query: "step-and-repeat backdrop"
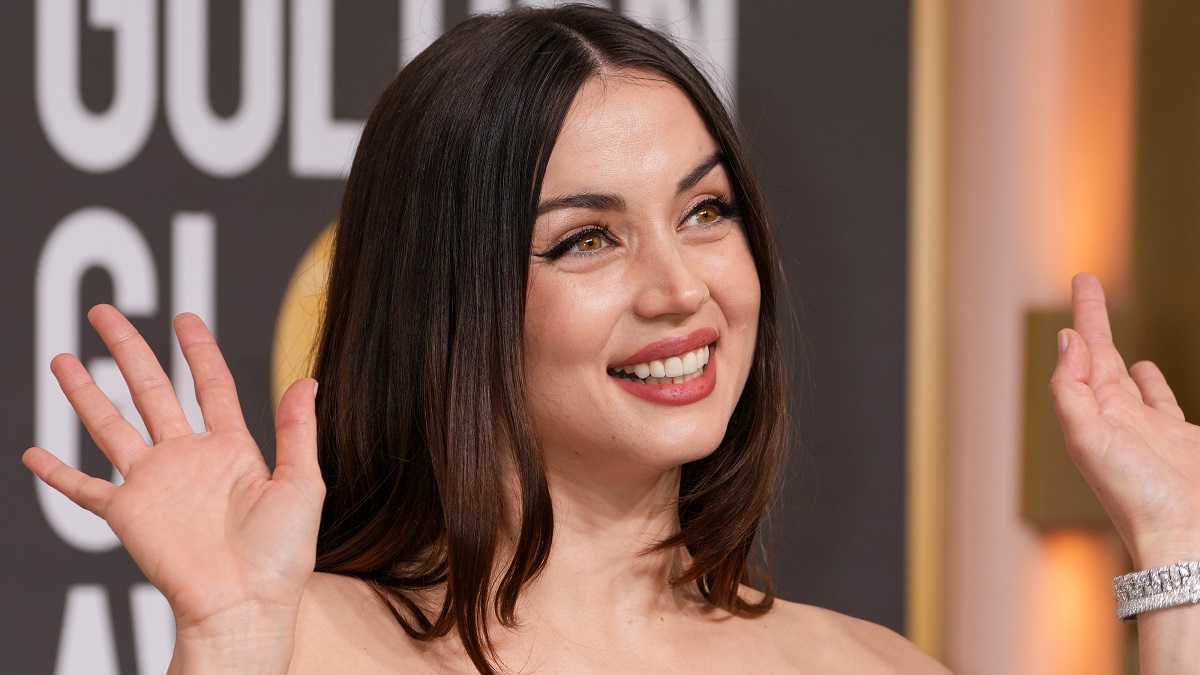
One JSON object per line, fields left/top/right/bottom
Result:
{"left": 0, "top": 1, "right": 910, "bottom": 671}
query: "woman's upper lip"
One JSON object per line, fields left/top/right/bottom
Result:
{"left": 609, "top": 327, "right": 719, "bottom": 368}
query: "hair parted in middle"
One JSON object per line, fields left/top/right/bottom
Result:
{"left": 310, "top": 4, "right": 787, "bottom": 673}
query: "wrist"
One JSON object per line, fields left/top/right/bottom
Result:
{"left": 1114, "top": 560, "right": 1200, "bottom": 621}
{"left": 1130, "top": 535, "right": 1200, "bottom": 570}
{"left": 169, "top": 604, "right": 299, "bottom": 675}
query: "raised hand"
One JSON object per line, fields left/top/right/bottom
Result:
{"left": 1051, "top": 273, "right": 1200, "bottom": 569}
{"left": 22, "top": 305, "right": 323, "bottom": 670}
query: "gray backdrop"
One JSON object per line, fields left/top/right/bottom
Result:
{"left": 1, "top": 1, "right": 909, "bottom": 671}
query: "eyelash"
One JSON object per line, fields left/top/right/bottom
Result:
{"left": 686, "top": 196, "right": 741, "bottom": 227}
{"left": 535, "top": 225, "right": 615, "bottom": 260}
{"left": 534, "top": 196, "right": 742, "bottom": 261}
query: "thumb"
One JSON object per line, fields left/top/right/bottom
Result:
{"left": 274, "top": 378, "right": 323, "bottom": 490}
{"left": 1049, "top": 328, "right": 1110, "bottom": 466}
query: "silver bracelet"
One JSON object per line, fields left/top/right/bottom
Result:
{"left": 1114, "top": 560, "right": 1200, "bottom": 621}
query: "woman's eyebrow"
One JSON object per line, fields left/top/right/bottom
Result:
{"left": 535, "top": 152, "right": 725, "bottom": 216}
{"left": 676, "top": 152, "right": 724, "bottom": 194}
{"left": 536, "top": 192, "right": 626, "bottom": 216}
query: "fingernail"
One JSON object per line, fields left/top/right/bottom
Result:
{"left": 313, "top": 381, "right": 320, "bottom": 399}
{"left": 1058, "top": 330, "right": 1069, "bottom": 356}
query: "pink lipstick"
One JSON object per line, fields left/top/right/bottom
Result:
{"left": 609, "top": 328, "right": 718, "bottom": 369}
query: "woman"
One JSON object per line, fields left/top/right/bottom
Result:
{"left": 21, "top": 5, "right": 1200, "bottom": 673}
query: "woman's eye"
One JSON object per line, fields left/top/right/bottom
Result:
{"left": 693, "top": 205, "right": 720, "bottom": 225}
{"left": 534, "top": 225, "right": 614, "bottom": 260}
{"left": 685, "top": 198, "right": 739, "bottom": 228}
{"left": 575, "top": 233, "right": 604, "bottom": 252}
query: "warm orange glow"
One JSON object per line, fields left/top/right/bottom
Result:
{"left": 1058, "top": 0, "right": 1135, "bottom": 294}
{"left": 1036, "top": 3, "right": 1135, "bottom": 673}
{"left": 1038, "top": 530, "right": 1125, "bottom": 675}
{"left": 938, "top": 0, "right": 1138, "bottom": 671}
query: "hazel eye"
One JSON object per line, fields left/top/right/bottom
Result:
{"left": 575, "top": 233, "right": 604, "bottom": 252}
{"left": 534, "top": 225, "right": 614, "bottom": 260}
{"left": 693, "top": 205, "right": 720, "bottom": 225}
{"left": 682, "top": 197, "right": 741, "bottom": 230}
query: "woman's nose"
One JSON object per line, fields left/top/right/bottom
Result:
{"left": 630, "top": 239, "right": 709, "bottom": 319}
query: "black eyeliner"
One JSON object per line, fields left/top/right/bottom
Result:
{"left": 535, "top": 225, "right": 613, "bottom": 260}
{"left": 687, "top": 196, "right": 742, "bottom": 224}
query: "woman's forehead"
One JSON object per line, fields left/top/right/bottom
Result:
{"left": 541, "top": 71, "right": 721, "bottom": 197}
{"left": 558, "top": 70, "right": 696, "bottom": 139}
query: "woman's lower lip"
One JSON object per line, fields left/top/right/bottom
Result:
{"left": 608, "top": 351, "right": 717, "bottom": 404}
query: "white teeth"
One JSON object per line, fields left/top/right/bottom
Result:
{"left": 611, "top": 344, "right": 713, "bottom": 384}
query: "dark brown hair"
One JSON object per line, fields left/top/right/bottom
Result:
{"left": 311, "top": 5, "right": 787, "bottom": 673}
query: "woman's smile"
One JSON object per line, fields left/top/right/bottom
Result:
{"left": 608, "top": 349, "right": 717, "bottom": 404}
{"left": 608, "top": 343, "right": 711, "bottom": 384}
{"left": 605, "top": 329, "right": 718, "bottom": 404}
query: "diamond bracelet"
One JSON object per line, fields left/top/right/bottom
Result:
{"left": 1114, "top": 560, "right": 1200, "bottom": 621}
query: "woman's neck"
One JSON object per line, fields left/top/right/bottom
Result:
{"left": 508, "top": 464, "right": 709, "bottom": 631}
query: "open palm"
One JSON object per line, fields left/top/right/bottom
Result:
{"left": 22, "top": 305, "right": 324, "bottom": 639}
{"left": 1052, "top": 274, "right": 1200, "bottom": 567}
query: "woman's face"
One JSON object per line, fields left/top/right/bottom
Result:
{"left": 523, "top": 71, "right": 761, "bottom": 484}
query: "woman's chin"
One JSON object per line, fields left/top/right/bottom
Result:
{"left": 618, "top": 426, "right": 730, "bottom": 471}
{"left": 540, "top": 427, "right": 729, "bottom": 483}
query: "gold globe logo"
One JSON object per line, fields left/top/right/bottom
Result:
{"left": 270, "top": 224, "right": 334, "bottom": 409}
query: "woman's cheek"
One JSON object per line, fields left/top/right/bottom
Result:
{"left": 701, "top": 238, "right": 760, "bottom": 321}
{"left": 523, "top": 268, "right": 621, "bottom": 387}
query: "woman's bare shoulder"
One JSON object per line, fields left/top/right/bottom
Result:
{"left": 291, "top": 572, "right": 460, "bottom": 674}
{"left": 761, "top": 598, "right": 952, "bottom": 674}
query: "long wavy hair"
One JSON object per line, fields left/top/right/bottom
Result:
{"left": 310, "top": 5, "right": 787, "bottom": 673}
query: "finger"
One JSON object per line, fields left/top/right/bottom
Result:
{"left": 22, "top": 447, "right": 116, "bottom": 517}
{"left": 1130, "top": 360, "right": 1186, "bottom": 421}
{"left": 1050, "top": 329, "right": 1113, "bottom": 467}
{"left": 51, "top": 354, "right": 149, "bottom": 474}
{"left": 173, "top": 313, "right": 247, "bottom": 432}
{"left": 88, "top": 305, "right": 192, "bottom": 442}
{"left": 1071, "top": 273, "right": 1141, "bottom": 399}
{"left": 273, "top": 378, "right": 324, "bottom": 495}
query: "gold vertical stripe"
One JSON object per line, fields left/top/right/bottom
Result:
{"left": 906, "top": 0, "right": 949, "bottom": 658}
